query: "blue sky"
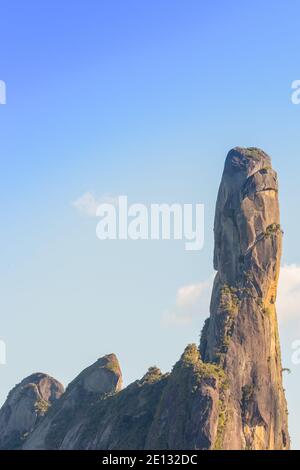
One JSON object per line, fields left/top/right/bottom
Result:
{"left": 1, "top": 0, "right": 300, "bottom": 448}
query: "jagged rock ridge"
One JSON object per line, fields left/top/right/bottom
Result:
{"left": 0, "top": 147, "right": 289, "bottom": 450}
{"left": 23, "top": 348, "right": 225, "bottom": 449}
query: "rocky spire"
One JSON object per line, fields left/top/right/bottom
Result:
{"left": 200, "top": 147, "right": 289, "bottom": 449}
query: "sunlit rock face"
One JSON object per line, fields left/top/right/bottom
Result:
{"left": 201, "top": 147, "right": 289, "bottom": 449}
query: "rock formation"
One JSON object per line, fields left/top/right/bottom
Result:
{"left": 199, "top": 147, "right": 289, "bottom": 449}
{"left": 0, "top": 373, "right": 64, "bottom": 449}
{"left": 24, "top": 349, "right": 223, "bottom": 450}
{"left": 23, "top": 354, "right": 122, "bottom": 449}
{"left": 0, "top": 147, "right": 290, "bottom": 450}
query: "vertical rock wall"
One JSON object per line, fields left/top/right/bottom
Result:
{"left": 200, "top": 147, "right": 289, "bottom": 449}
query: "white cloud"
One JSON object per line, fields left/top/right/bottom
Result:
{"left": 72, "top": 192, "right": 98, "bottom": 217}
{"left": 72, "top": 192, "right": 118, "bottom": 217}
{"left": 162, "top": 264, "right": 300, "bottom": 328}
{"left": 277, "top": 264, "right": 300, "bottom": 323}
{"left": 161, "top": 275, "right": 214, "bottom": 327}
{"left": 176, "top": 280, "right": 211, "bottom": 308}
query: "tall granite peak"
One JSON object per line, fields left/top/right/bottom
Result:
{"left": 0, "top": 147, "right": 289, "bottom": 450}
{"left": 0, "top": 373, "right": 64, "bottom": 449}
{"left": 201, "top": 146, "right": 289, "bottom": 449}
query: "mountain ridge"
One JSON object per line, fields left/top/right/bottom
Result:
{"left": 0, "top": 147, "right": 289, "bottom": 450}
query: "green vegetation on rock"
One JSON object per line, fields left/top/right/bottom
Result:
{"left": 220, "top": 285, "right": 240, "bottom": 315}
{"left": 265, "top": 223, "right": 283, "bottom": 238}
{"left": 213, "top": 397, "right": 227, "bottom": 450}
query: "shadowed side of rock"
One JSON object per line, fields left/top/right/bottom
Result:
{"left": 23, "top": 353, "right": 123, "bottom": 449}
{"left": 24, "top": 347, "right": 226, "bottom": 450}
{"left": 145, "top": 345, "right": 226, "bottom": 450}
{"left": 0, "top": 373, "right": 64, "bottom": 449}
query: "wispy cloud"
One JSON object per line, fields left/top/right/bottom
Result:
{"left": 161, "top": 276, "right": 214, "bottom": 327}
{"left": 176, "top": 281, "right": 211, "bottom": 308}
{"left": 162, "top": 264, "right": 300, "bottom": 328}
{"left": 277, "top": 264, "right": 300, "bottom": 323}
{"left": 72, "top": 192, "right": 118, "bottom": 217}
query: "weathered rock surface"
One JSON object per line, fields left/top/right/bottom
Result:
{"left": 23, "top": 354, "right": 122, "bottom": 449}
{"left": 145, "top": 345, "right": 226, "bottom": 450}
{"left": 200, "top": 147, "right": 289, "bottom": 449}
{"left": 24, "top": 347, "right": 223, "bottom": 450}
{"left": 0, "top": 147, "right": 289, "bottom": 450}
{"left": 0, "top": 373, "right": 64, "bottom": 449}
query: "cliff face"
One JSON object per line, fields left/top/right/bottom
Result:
{"left": 145, "top": 345, "right": 227, "bottom": 450}
{"left": 0, "top": 147, "right": 289, "bottom": 450}
{"left": 0, "top": 373, "right": 64, "bottom": 449}
{"left": 200, "top": 147, "right": 289, "bottom": 449}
